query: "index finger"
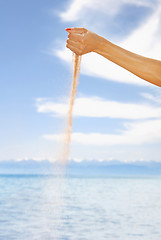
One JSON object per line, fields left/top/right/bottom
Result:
{"left": 66, "top": 27, "right": 87, "bottom": 34}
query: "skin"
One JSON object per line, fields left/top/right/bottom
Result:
{"left": 66, "top": 27, "right": 161, "bottom": 87}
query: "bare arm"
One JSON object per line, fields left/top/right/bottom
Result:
{"left": 66, "top": 27, "right": 161, "bottom": 87}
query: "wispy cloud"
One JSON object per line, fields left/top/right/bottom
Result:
{"left": 141, "top": 92, "right": 161, "bottom": 104}
{"left": 59, "top": 0, "right": 157, "bottom": 23}
{"left": 36, "top": 96, "right": 161, "bottom": 119}
{"left": 43, "top": 119, "right": 161, "bottom": 146}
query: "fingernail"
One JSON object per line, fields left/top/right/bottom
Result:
{"left": 65, "top": 28, "right": 71, "bottom": 32}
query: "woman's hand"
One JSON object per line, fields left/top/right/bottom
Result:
{"left": 66, "top": 27, "right": 101, "bottom": 56}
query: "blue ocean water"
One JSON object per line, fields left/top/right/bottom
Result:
{"left": 0, "top": 175, "right": 161, "bottom": 240}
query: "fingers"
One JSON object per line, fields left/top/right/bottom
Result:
{"left": 67, "top": 39, "right": 82, "bottom": 49}
{"left": 71, "top": 27, "right": 87, "bottom": 34}
{"left": 68, "top": 33, "right": 84, "bottom": 43}
{"left": 66, "top": 40, "right": 83, "bottom": 55}
{"left": 66, "top": 27, "right": 87, "bottom": 34}
{"left": 65, "top": 27, "right": 88, "bottom": 55}
{"left": 66, "top": 44, "right": 82, "bottom": 56}
{"left": 66, "top": 28, "right": 87, "bottom": 46}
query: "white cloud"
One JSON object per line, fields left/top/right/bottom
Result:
{"left": 36, "top": 98, "right": 68, "bottom": 116}
{"left": 60, "top": 0, "right": 92, "bottom": 22}
{"left": 59, "top": 0, "right": 157, "bottom": 22}
{"left": 141, "top": 92, "right": 161, "bottom": 104}
{"left": 36, "top": 96, "right": 161, "bottom": 119}
{"left": 43, "top": 119, "right": 161, "bottom": 146}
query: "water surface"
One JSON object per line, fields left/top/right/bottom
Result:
{"left": 0, "top": 175, "right": 161, "bottom": 240}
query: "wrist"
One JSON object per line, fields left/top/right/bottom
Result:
{"left": 94, "top": 36, "right": 112, "bottom": 57}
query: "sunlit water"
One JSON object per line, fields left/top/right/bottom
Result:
{"left": 0, "top": 175, "right": 161, "bottom": 240}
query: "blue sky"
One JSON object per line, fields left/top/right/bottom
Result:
{"left": 0, "top": 0, "right": 161, "bottom": 162}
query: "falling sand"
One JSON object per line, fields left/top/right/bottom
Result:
{"left": 43, "top": 54, "right": 81, "bottom": 239}
{"left": 60, "top": 53, "right": 81, "bottom": 165}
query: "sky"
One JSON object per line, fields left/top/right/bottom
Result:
{"left": 0, "top": 0, "right": 161, "bottom": 163}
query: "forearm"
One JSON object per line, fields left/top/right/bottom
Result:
{"left": 94, "top": 37, "right": 161, "bottom": 87}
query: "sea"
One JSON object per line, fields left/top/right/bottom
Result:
{"left": 0, "top": 174, "right": 161, "bottom": 240}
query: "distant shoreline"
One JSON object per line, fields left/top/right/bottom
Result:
{"left": 0, "top": 159, "right": 161, "bottom": 176}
